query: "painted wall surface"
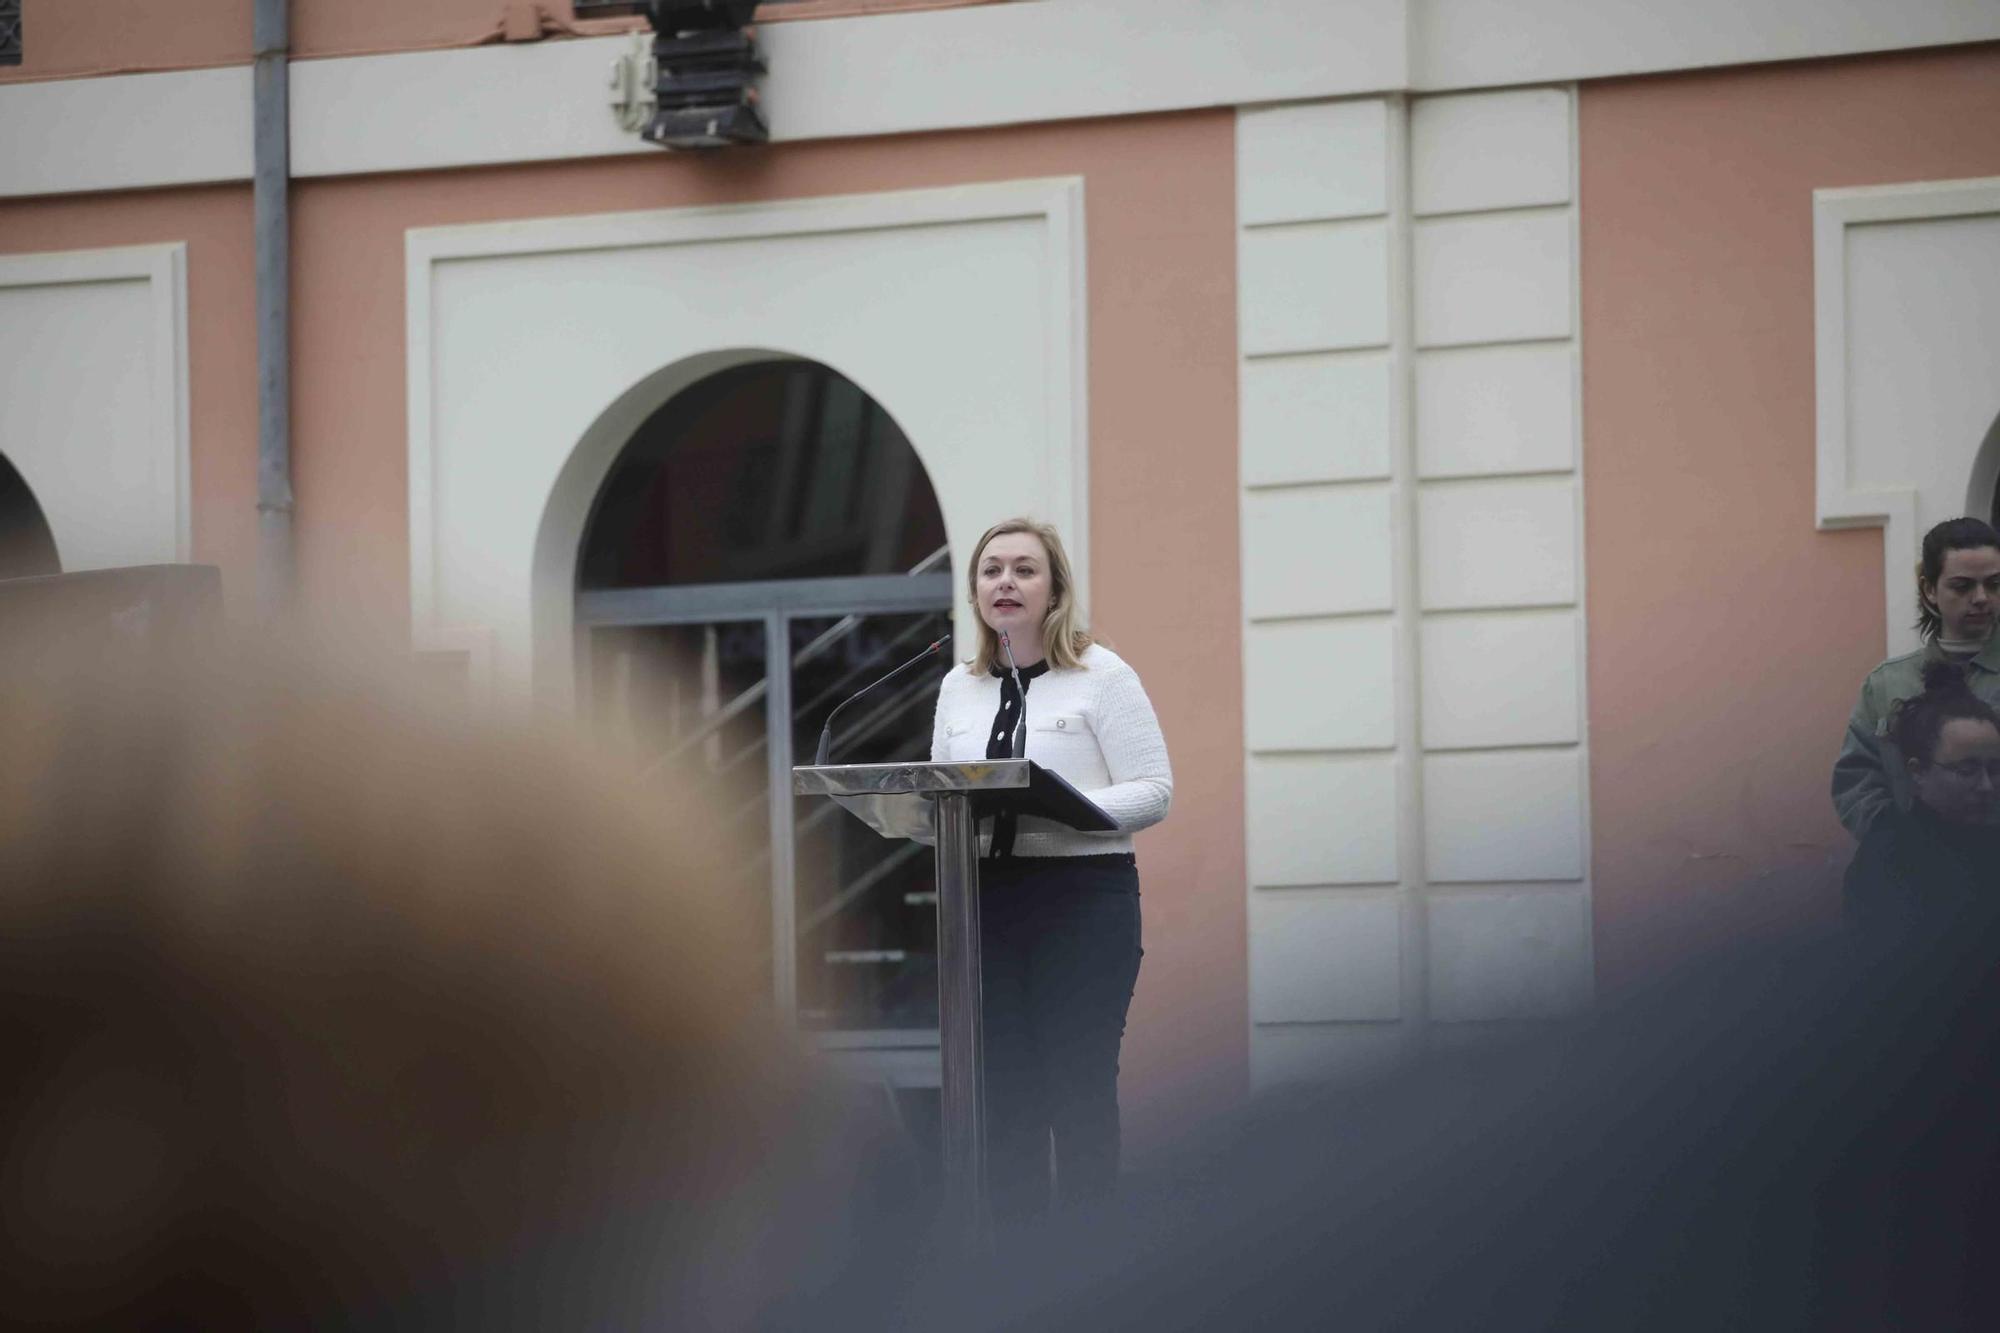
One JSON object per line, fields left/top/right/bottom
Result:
{"left": 0, "top": 0, "right": 250, "bottom": 82}
{"left": 1578, "top": 43, "right": 2000, "bottom": 985}
{"left": 294, "top": 0, "right": 539, "bottom": 59}
{"left": 0, "top": 188, "right": 256, "bottom": 586}
{"left": 0, "top": 0, "right": 602, "bottom": 82}
{"left": 309, "top": 111, "right": 1241, "bottom": 1144}
{"left": 0, "top": 108, "right": 1242, "bottom": 1146}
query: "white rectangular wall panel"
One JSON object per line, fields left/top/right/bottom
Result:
{"left": 0, "top": 246, "right": 190, "bottom": 570}
{"left": 1243, "top": 351, "right": 1394, "bottom": 486}
{"left": 1415, "top": 342, "right": 1576, "bottom": 478}
{"left": 1238, "top": 99, "right": 1390, "bottom": 225}
{"left": 1428, "top": 886, "right": 1591, "bottom": 1020}
{"left": 1251, "top": 889, "right": 1403, "bottom": 1022}
{"left": 1424, "top": 750, "right": 1586, "bottom": 883}
{"left": 1420, "top": 610, "right": 1580, "bottom": 750}
{"left": 1247, "top": 755, "right": 1400, "bottom": 886}
{"left": 1243, "top": 485, "right": 1395, "bottom": 619}
{"left": 1411, "top": 89, "right": 1572, "bottom": 217}
{"left": 1240, "top": 220, "right": 1393, "bottom": 356}
{"left": 407, "top": 180, "right": 1086, "bottom": 698}
{"left": 1418, "top": 476, "right": 1578, "bottom": 609}
{"left": 1413, "top": 209, "right": 1572, "bottom": 348}
{"left": 1246, "top": 618, "right": 1398, "bottom": 752}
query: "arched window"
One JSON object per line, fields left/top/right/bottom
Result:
{"left": 580, "top": 360, "right": 944, "bottom": 588}
{"left": 577, "top": 360, "right": 953, "bottom": 1053}
{"left": 1972, "top": 412, "right": 2000, "bottom": 530}
{"left": 0, "top": 452, "right": 60, "bottom": 579}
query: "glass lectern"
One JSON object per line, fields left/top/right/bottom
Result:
{"left": 791, "top": 757, "right": 1114, "bottom": 1241}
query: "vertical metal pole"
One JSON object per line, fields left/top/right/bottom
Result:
{"left": 1386, "top": 95, "right": 1430, "bottom": 1060}
{"left": 933, "top": 790, "right": 986, "bottom": 1244}
{"left": 253, "top": 0, "right": 293, "bottom": 618}
{"left": 765, "top": 613, "right": 798, "bottom": 1025}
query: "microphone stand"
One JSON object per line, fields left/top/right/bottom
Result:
{"left": 814, "top": 635, "right": 950, "bottom": 766}
{"left": 999, "top": 631, "right": 1028, "bottom": 759}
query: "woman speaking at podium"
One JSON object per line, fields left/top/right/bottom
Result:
{"left": 929, "top": 517, "right": 1173, "bottom": 1228}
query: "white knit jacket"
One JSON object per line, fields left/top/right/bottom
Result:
{"left": 929, "top": 642, "right": 1173, "bottom": 857}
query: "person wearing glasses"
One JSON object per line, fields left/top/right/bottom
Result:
{"left": 1843, "top": 661, "right": 2000, "bottom": 930}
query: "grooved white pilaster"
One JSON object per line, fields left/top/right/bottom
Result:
{"left": 1411, "top": 86, "right": 1591, "bottom": 1031}
{"left": 1239, "top": 87, "right": 1589, "bottom": 1089}
{"left": 1238, "top": 98, "right": 1408, "bottom": 1088}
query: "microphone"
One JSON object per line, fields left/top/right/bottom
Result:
{"left": 999, "top": 631, "right": 1028, "bottom": 760}
{"left": 814, "top": 634, "right": 950, "bottom": 766}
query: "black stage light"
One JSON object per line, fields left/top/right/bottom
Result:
{"left": 0, "top": 0, "right": 22, "bottom": 68}
{"left": 640, "top": 0, "right": 770, "bottom": 149}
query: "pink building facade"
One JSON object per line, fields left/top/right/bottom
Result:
{"left": 4, "top": 1, "right": 1999, "bottom": 1147}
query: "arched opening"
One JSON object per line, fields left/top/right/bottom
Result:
{"left": 1966, "top": 411, "right": 2000, "bottom": 530}
{"left": 1987, "top": 423, "right": 2000, "bottom": 528}
{"left": 574, "top": 358, "right": 953, "bottom": 1063}
{"left": 0, "top": 452, "right": 60, "bottom": 580}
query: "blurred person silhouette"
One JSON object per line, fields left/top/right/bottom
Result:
{"left": 901, "top": 912, "right": 2000, "bottom": 1333}
{"left": 1833, "top": 517, "right": 2000, "bottom": 838}
{"left": 0, "top": 633, "right": 926, "bottom": 1328}
{"left": 1843, "top": 661, "right": 2000, "bottom": 931}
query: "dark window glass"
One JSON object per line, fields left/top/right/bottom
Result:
{"left": 578, "top": 360, "right": 946, "bottom": 589}
{"left": 789, "top": 609, "right": 951, "bottom": 1031}
{"left": 0, "top": 453, "right": 60, "bottom": 578}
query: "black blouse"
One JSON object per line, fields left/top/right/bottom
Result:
{"left": 985, "top": 659, "right": 1050, "bottom": 858}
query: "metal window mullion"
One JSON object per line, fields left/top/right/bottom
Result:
{"left": 577, "top": 572, "right": 952, "bottom": 626}
{"left": 765, "top": 612, "right": 799, "bottom": 1027}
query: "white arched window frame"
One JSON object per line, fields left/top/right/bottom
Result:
{"left": 403, "top": 178, "right": 1086, "bottom": 704}
{"left": 0, "top": 243, "right": 190, "bottom": 572}
{"left": 1815, "top": 175, "right": 2000, "bottom": 656}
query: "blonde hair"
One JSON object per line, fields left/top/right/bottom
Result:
{"left": 966, "top": 517, "right": 1093, "bottom": 674}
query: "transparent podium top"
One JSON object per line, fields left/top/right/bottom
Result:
{"left": 792, "top": 760, "right": 1033, "bottom": 841}
{"left": 792, "top": 758, "right": 1032, "bottom": 799}
{"left": 793, "top": 759, "right": 1116, "bottom": 842}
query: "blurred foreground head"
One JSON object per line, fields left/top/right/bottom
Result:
{"left": 942, "top": 924, "right": 2000, "bottom": 1332}
{"left": 0, "top": 626, "right": 899, "bottom": 1327}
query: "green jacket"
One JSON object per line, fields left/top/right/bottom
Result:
{"left": 1831, "top": 632, "right": 2000, "bottom": 839}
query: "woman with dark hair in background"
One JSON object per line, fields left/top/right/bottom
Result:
{"left": 1843, "top": 661, "right": 2000, "bottom": 930}
{"left": 929, "top": 517, "right": 1171, "bottom": 1231}
{"left": 1833, "top": 516, "right": 2000, "bottom": 838}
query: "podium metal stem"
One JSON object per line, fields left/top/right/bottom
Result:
{"left": 932, "top": 791, "right": 986, "bottom": 1243}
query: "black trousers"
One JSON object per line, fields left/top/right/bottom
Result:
{"left": 976, "top": 853, "right": 1143, "bottom": 1227}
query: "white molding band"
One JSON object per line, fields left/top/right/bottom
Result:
{"left": 0, "top": 243, "right": 191, "bottom": 568}
{"left": 405, "top": 177, "right": 1086, "bottom": 701}
{"left": 0, "top": 67, "right": 251, "bottom": 199}
{"left": 1814, "top": 175, "right": 2000, "bottom": 657}
{"left": 6, "top": 0, "right": 1998, "bottom": 197}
